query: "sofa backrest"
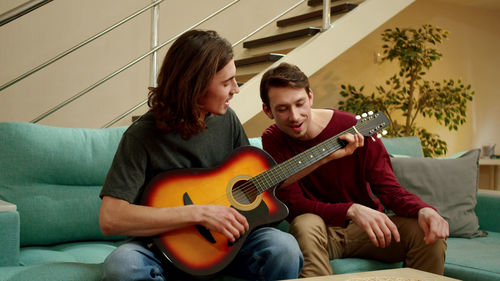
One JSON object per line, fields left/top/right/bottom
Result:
{"left": 248, "top": 136, "right": 424, "bottom": 158}
{"left": 0, "top": 122, "right": 127, "bottom": 246}
{"left": 380, "top": 136, "right": 424, "bottom": 158}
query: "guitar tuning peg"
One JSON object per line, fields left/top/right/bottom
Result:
{"left": 361, "top": 113, "right": 368, "bottom": 118}
{"left": 368, "top": 111, "right": 373, "bottom": 115}
{"left": 382, "top": 130, "right": 387, "bottom": 135}
{"left": 355, "top": 115, "right": 361, "bottom": 120}
{"left": 371, "top": 136, "right": 376, "bottom": 142}
{"left": 377, "top": 133, "right": 382, "bottom": 139}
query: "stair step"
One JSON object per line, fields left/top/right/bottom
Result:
{"left": 243, "top": 27, "right": 321, "bottom": 49}
{"left": 236, "top": 73, "right": 258, "bottom": 83}
{"left": 277, "top": 3, "right": 358, "bottom": 27}
{"left": 307, "top": 0, "right": 342, "bottom": 7}
{"left": 235, "top": 53, "right": 285, "bottom": 67}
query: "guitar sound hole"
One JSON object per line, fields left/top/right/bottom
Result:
{"left": 232, "top": 180, "right": 258, "bottom": 205}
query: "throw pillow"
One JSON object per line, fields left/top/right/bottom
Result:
{"left": 390, "top": 149, "right": 487, "bottom": 238}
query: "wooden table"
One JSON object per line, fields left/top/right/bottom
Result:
{"left": 285, "top": 268, "right": 460, "bottom": 280}
{"left": 479, "top": 158, "right": 500, "bottom": 190}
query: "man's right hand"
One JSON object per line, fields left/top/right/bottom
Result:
{"left": 196, "top": 205, "right": 249, "bottom": 243}
{"left": 99, "top": 196, "right": 248, "bottom": 240}
{"left": 346, "top": 203, "right": 400, "bottom": 248}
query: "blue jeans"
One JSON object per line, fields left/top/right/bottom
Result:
{"left": 102, "top": 227, "right": 303, "bottom": 281}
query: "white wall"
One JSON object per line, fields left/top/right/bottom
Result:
{"left": 312, "top": 0, "right": 500, "bottom": 156}
{"left": 2, "top": 0, "right": 498, "bottom": 159}
{"left": 0, "top": 0, "right": 301, "bottom": 128}
{"left": 245, "top": 0, "right": 500, "bottom": 159}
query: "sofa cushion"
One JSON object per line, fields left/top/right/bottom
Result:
{"left": 19, "top": 241, "right": 121, "bottom": 266}
{"left": 0, "top": 263, "right": 104, "bottom": 281}
{"left": 445, "top": 232, "right": 500, "bottom": 280}
{"left": 0, "top": 211, "right": 20, "bottom": 266}
{"left": 476, "top": 190, "right": 500, "bottom": 233}
{"left": 390, "top": 149, "right": 486, "bottom": 238}
{"left": 0, "top": 122, "right": 127, "bottom": 246}
{"left": 381, "top": 136, "right": 424, "bottom": 158}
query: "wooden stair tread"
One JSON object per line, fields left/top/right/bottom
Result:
{"left": 236, "top": 73, "right": 258, "bottom": 83}
{"left": 235, "top": 53, "right": 285, "bottom": 67}
{"left": 307, "top": 0, "right": 342, "bottom": 7}
{"left": 277, "top": 3, "right": 357, "bottom": 27}
{"left": 243, "top": 27, "right": 321, "bottom": 49}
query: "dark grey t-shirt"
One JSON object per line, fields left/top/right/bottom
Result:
{"left": 100, "top": 108, "right": 249, "bottom": 204}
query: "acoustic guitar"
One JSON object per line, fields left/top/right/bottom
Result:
{"left": 141, "top": 111, "right": 389, "bottom": 276}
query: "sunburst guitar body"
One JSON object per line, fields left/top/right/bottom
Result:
{"left": 141, "top": 146, "right": 287, "bottom": 276}
{"left": 141, "top": 111, "right": 390, "bottom": 276}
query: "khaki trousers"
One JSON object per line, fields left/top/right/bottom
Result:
{"left": 289, "top": 213, "right": 447, "bottom": 278}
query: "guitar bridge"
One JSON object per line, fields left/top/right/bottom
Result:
{"left": 183, "top": 192, "right": 216, "bottom": 244}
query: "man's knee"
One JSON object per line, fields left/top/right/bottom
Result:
{"left": 269, "top": 230, "right": 304, "bottom": 275}
{"left": 289, "top": 213, "right": 327, "bottom": 245}
{"left": 102, "top": 242, "right": 165, "bottom": 281}
{"left": 241, "top": 227, "right": 303, "bottom": 280}
{"left": 428, "top": 238, "right": 447, "bottom": 257}
{"left": 103, "top": 247, "right": 139, "bottom": 281}
{"left": 262, "top": 227, "right": 303, "bottom": 258}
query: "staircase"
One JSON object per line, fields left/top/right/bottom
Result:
{"left": 232, "top": 0, "right": 415, "bottom": 126}
{"left": 0, "top": 0, "right": 414, "bottom": 128}
{"left": 234, "top": 0, "right": 359, "bottom": 86}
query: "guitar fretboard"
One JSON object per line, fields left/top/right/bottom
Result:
{"left": 250, "top": 126, "right": 358, "bottom": 193}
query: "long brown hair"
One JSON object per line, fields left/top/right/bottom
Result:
{"left": 147, "top": 30, "right": 233, "bottom": 139}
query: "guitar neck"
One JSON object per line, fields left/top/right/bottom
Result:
{"left": 251, "top": 126, "right": 359, "bottom": 194}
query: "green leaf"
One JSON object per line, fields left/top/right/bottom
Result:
{"left": 336, "top": 24, "right": 472, "bottom": 157}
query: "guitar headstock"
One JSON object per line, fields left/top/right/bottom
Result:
{"left": 354, "top": 111, "right": 390, "bottom": 140}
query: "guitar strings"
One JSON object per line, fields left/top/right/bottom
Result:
{"left": 230, "top": 141, "right": 347, "bottom": 204}
{"left": 229, "top": 117, "right": 385, "bottom": 203}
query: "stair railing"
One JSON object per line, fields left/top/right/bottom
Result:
{"left": 0, "top": 0, "right": 165, "bottom": 93}
{"left": 322, "top": 0, "right": 331, "bottom": 30}
{"left": 0, "top": 0, "right": 53, "bottom": 27}
{"left": 1, "top": 0, "right": 311, "bottom": 128}
{"left": 26, "top": 0, "right": 239, "bottom": 124}
{"left": 103, "top": 0, "right": 307, "bottom": 128}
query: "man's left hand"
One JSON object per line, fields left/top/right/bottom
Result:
{"left": 417, "top": 207, "right": 449, "bottom": 244}
{"left": 325, "top": 133, "right": 364, "bottom": 162}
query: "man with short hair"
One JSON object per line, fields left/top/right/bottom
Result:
{"left": 259, "top": 62, "right": 449, "bottom": 277}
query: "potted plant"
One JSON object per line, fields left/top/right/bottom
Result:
{"left": 338, "top": 24, "right": 474, "bottom": 157}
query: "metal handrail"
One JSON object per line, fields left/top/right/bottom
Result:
{"left": 0, "top": 0, "right": 165, "bottom": 93}
{"left": 31, "top": 0, "right": 239, "bottom": 124}
{"left": 0, "top": 0, "right": 53, "bottom": 27}
{"left": 102, "top": 0, "right": 306, "bottom": 128}
{"left": 231, "top": 0, "right": 306, "bottom": 46}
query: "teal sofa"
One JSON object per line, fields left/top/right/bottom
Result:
{"left": 0, "top": 122, "right": 126, "bottom": 281}
{"left": 1, "top": 122, "right": 499, "bottom": 281}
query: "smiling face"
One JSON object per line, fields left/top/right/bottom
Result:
{"left": 199, "top": 59, "right": 239, "bottom": 117}
{"left": 263, "top": 86, "right": 314, "bottom": 140}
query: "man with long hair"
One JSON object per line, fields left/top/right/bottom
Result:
{"left": 98, "top": 30, "right": 303, "bottom": 281}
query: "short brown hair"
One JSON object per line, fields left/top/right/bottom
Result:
{"left": 260, "top": 62, "right": 310, "bottom": 107}
{"left": 147, "top": 30, "right": 233, "bottom": 139}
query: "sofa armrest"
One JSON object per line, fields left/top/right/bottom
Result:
{"left": 475, "top": 189, "right": 500, "bottom": 233}
{"left": 0, "top": 200, "right": 20, "bottom": 266}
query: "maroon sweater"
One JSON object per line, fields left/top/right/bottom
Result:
{"left": 262, "top": 109, "right": 433, "bottom": 227}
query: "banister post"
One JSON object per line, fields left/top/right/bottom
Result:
{"left": 150, "top": 0, "right": 160, "bottom": 88}
{"left": 322, "top": 0, "right": 331, "bottom": 31}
